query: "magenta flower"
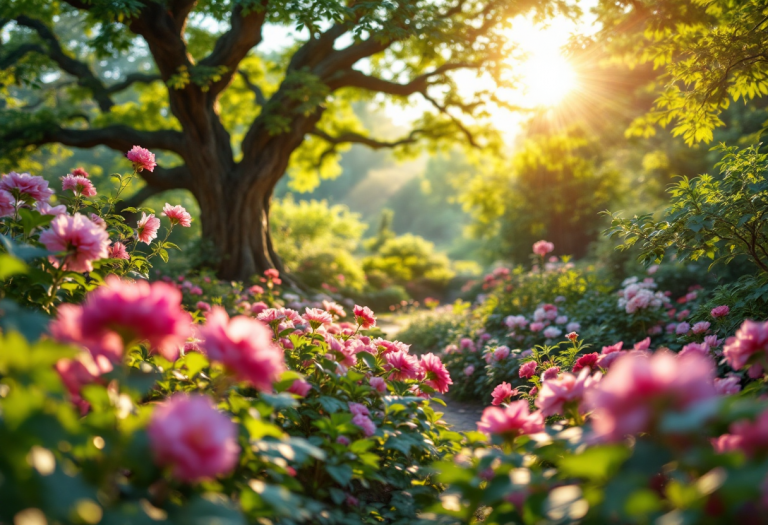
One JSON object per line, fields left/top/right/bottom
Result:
{"left": 477, "top": 401, "right": 544, "bottom": 437}
{"left": 0, "top": 171, "right": 54, "bottom": 203}
{"left": 711, "top": 305, "right": 730, "bottom": 318}
{"left": 34, "top": 201, "right": 67, "bottom": 216}
{"left": 61, "top": 174, "right": 97, "bottom": 197}
{"left": 714, "top": 376, "right": 741, "bottom": 396}
{"left": 49, "top": 304, "right": 124, "bottom": 364}
{"left": 532, "top": 240, "right": 554, "bottom": 257}
{"left": 572, "top": 353, "right": 599, "bottom": 373}
{"left": 287, "top": 378, "right": 312, "bottom": 397}
{"left": 349, "top": 402, "right": 370, "bottom": 417}
{"left": 712, "top": 409, "right": 768, "bottom": 458}
{"left": 147, "top": 394, "right": 240, "bottom": 483}
{"left": 80, "top": 276, "right": 191, "bottom": 360}
{"left": 196, "top": 301, "right": 211, "bottom": 312}
{"left": 529, "top": 322, "right": 545, "bottom": 332}
{"left": 55, "top": 352, "right": 112, "bottom": 415}
{"left": 541, "top": 366, "right": 560, "bottom": 380}
{"left": 420, "top": 353, "right": 453, "bottom": 394}
{"left": 535, "top": 369, "right": 599, "bottom": 418}
{"left": 0, "top": 189, "right": 14, "bottom": 217}
{"left": 71, "top": 167, "right": 89, "bottom": 178}
{"left": 136, "top": 212, "right": 161, "bottom": 244}
{"left": 723, "top": 319, "right": 768, "bottom": 370}
{"left": 369, "top": 376, "right": 387, "bottom": 393}
{"left": 107, "top": 241, "right": 129, "bottom": 260}
{"left": 39, "top": 213, "right": 110, "bottom": 272}
{"left": 200, "top": 307, "right": 285, "bottom": 391}
{"left": 126, "top": 146, "right": 157, "bottom": 172}
{"left": 519, "top": 361, "right": 537, "bottom": 379}
{"left": 491, "top": 382, "right": 517, "bottom": 406}
{"left": 585, "top": 351, "right": 717, "bottom": 442}
{"left": 161, "top": 203, "right": 192, "bottom": 227}
{"left": 353, "top": 304, "right": 376, "bottom": 329}
{"left": 352, "top": 413, "right": 376, "bottom": 437}
{"left": 492, "top": 345, "right": 510, "bottom": 361}
{"left": 384, "top": 350, "right": 422, "bottom": 381}
{"left": 463, "top": 365, "right": 475, "bottom": 376}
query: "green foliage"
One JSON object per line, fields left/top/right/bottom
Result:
{"left": 270, "top": 195, "right": 367, "bottom": 290}
{"left": 605, "top": 143, "right": 768, "bottom": 274}
{"left": 459, "top": 129, "right": 619, "bottom": 263}
{"left": 595, "top": 0, "right": 768, "bottom": 145}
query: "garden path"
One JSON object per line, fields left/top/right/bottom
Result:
{"left": 379, "top": 315, "right": 484, "bottom": 433}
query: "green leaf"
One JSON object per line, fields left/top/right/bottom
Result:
{"left": 0, "top": 254, "right": 27, "bottom": 280}
{"left": 325, "top": 463, "right": 353, "bottom": 486}
{"left": 557, "top": 445, "right": 630, "bottom": 481}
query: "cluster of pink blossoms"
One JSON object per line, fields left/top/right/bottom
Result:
{"left": 723, "top": 319, "right": 768, "bottom": 371}
{"left": 532, "top": 240, "right": 555, "bottom": 257}
{"left": 40, "top": 213, "right": 110, "bottom": 272}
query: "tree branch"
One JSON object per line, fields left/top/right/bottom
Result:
{"left": 328, "top": 62, "right": 481, "bottom": 95}
{"left": 15, "top": 15, "right": 115, "bottom": 112}
{"left": 238, "top": 69, "right": 267, "bottom": 105}
{"left": 201, "top": 2, "right": 268, "bottom": 98}
{"left": 106, "top": 72, "right": 161, "bottom": 94}
{"left": 33, "top": 125, "right": 187, "bottom": 160}
{"left": 421, "top": 93, "right": 479, "bottom": 148}
{"left": 310, "top": 128, "right": 423, "bottom": 150}
{"left": 0, "top": 42, "right": 45, "bottom": 70}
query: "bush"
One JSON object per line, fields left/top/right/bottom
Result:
{"left": 271, "top": 196, "right": 368, "bottom": 291}
{"left": 0, "top": 156, "right": 460, "bottom": 524}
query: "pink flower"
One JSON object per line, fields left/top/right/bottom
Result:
{"left": 585, "top": 351, "right": 717, "bottom": 442}
{"left": 679, "top": 342, "right": 709, "bottom": 358}
{"left": 56, "top": 351, "right": 113, "bottom": 414}
{"left": 349, "top": 402, "right": 370, "bottom": 417}
{"left": 532, "top": 240, "right": 554, "bottom": 256}
{"left": 136, "top": 213, "right": 161, "bottom": 244}
{"left": 529, "top": 322, "right": 545, "bottom": 332}
{"left": 463, "top": 365, "right": 475, "bottom": 376}
{"left": 34, "top": 201, "right": 67, "bottom": 216}
{"left": 459, "top": 337, "right": 475, "bottom": 351}
{"left": 126, "top": 146, "right": 156, "bottom": 172}
{"left": 572, "top": 353, "right": 599, "bottom": 374}
{"left": 491, "top": 382, "right": 517, "bottom": 405}
{"left": 420, "top": 353, "right": 453, "bottom": 394}
{"left": 711, "top": 305, "right": 730, "bottom": 318}
{"left": 519, "top": 361, "right": 537, "bottom": 379}
{"left": 0, "top": 189, "right": 15, "bottom": 217}
{"left": 61, "top": 174, "right": 96, "bottom": 197}
{"left": 477, "top": 401, "right": 544, "bottom": 437}
{"left": 596, "top": 351, "right": 624, "bottom": 369}
{"left": 384, "top": 350, "right": 422, "bottom": 381}
{"left": 80, "top": 276, "right": 191, "bottom": 360}
{"left": 39, "top": 213, "right": 110, "bottom": 272}
{"left": 196, "top": 301, "right": 211, "bottom": 312}
{"left": 71, "top": 167, "right": 89, "bottom": 178}
{"left": 0, "top": 171, "right": 54, "bottom": 203}
{"left": 287, "top": 379, "right": 312, "bottom": 397}
{"left": 89, "top": 213, "right": 106, "bottom": 228}
{"left": 675, "top": 322, "right": 691, "bottom": 335}
{"left": 712, "top": 409, "right": 768, "bottom": 458}
{"left": 723, "top": 320, "right": 768, "bottom": 370}
{"left": 566, "top": 332, "right": 578, "bottom": 341}
{"left": 302, "top": 307, "right": 333, "bottom": 329}
{"left": 250, "top": 301, "right": 268, "bottom": 315}
{"left": 353, "top": 304, "right": 376, "bottom": 329}
{"left": 161, "top": 203, "right": 192, "bottom": 227}
{"left": 692, "top": 321, "right": 711, "bottom": 334}
{"left": 50, "top": 304, "right": 124, "bottom": 363}
{"left": 147, "top": 394, "right": 239, "bottom": 482}
{"left": 536, "top": 369, "right": 599, "bottom": 417}
{"left": 336, "top": 436, "right": 350, "bottom": 446}
{"left": 107, "top": 242, "right": 129, "bottom": 260}
{"left": 566, "top": 322, "right": 581, "bottom": 332}
{"left": 633, "top": 338, "right": 651, "bottom": 351}
{"left": 323, "top": 300, "right": 346, "bottom": 318}
{"left": 543, "top": 326, "right": 562, "bottom": 339}
{"left": 492, "top": 346, "right": 511, "bottom": 361}
{"left": 200, "top": 307, "right": 285, "bottom": 391}
{"left": 541, "top": 366, "right": 560, "bottom": 380}
{"left": 352, "top": 414, "right": 376, "bottom": 437}
{"left": 704, "top": 335, "right": 722, "bottom": 348}
{"left": 714, "top": 376, "right": 741, "bottom": 396}
{"left": 369, "top": 376, "right": 387, "bottom": 393}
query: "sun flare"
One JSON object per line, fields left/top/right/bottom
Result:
{"left": 517, "top": 53, "right": 578, "bottom": 107}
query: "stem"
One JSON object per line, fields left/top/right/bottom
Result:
{"left": 43, "top": 271, "right": 63, "bottom": 313}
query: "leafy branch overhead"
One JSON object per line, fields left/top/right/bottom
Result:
{"left": 0, "top": 0, "right": 567, "bottom": 193}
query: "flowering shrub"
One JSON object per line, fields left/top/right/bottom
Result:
{"left": 430, "top": 322, "right": 768, "bottom": 524}
{"left": 0, "top": 156, "right": 463, "bottom": 524}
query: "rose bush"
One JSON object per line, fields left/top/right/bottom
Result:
{"left": 0, "top": 156, "right": 461, "bottom": 524}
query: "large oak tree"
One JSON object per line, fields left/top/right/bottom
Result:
{"left": 0, "top": 0, "right": 570, "bottom": 280}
